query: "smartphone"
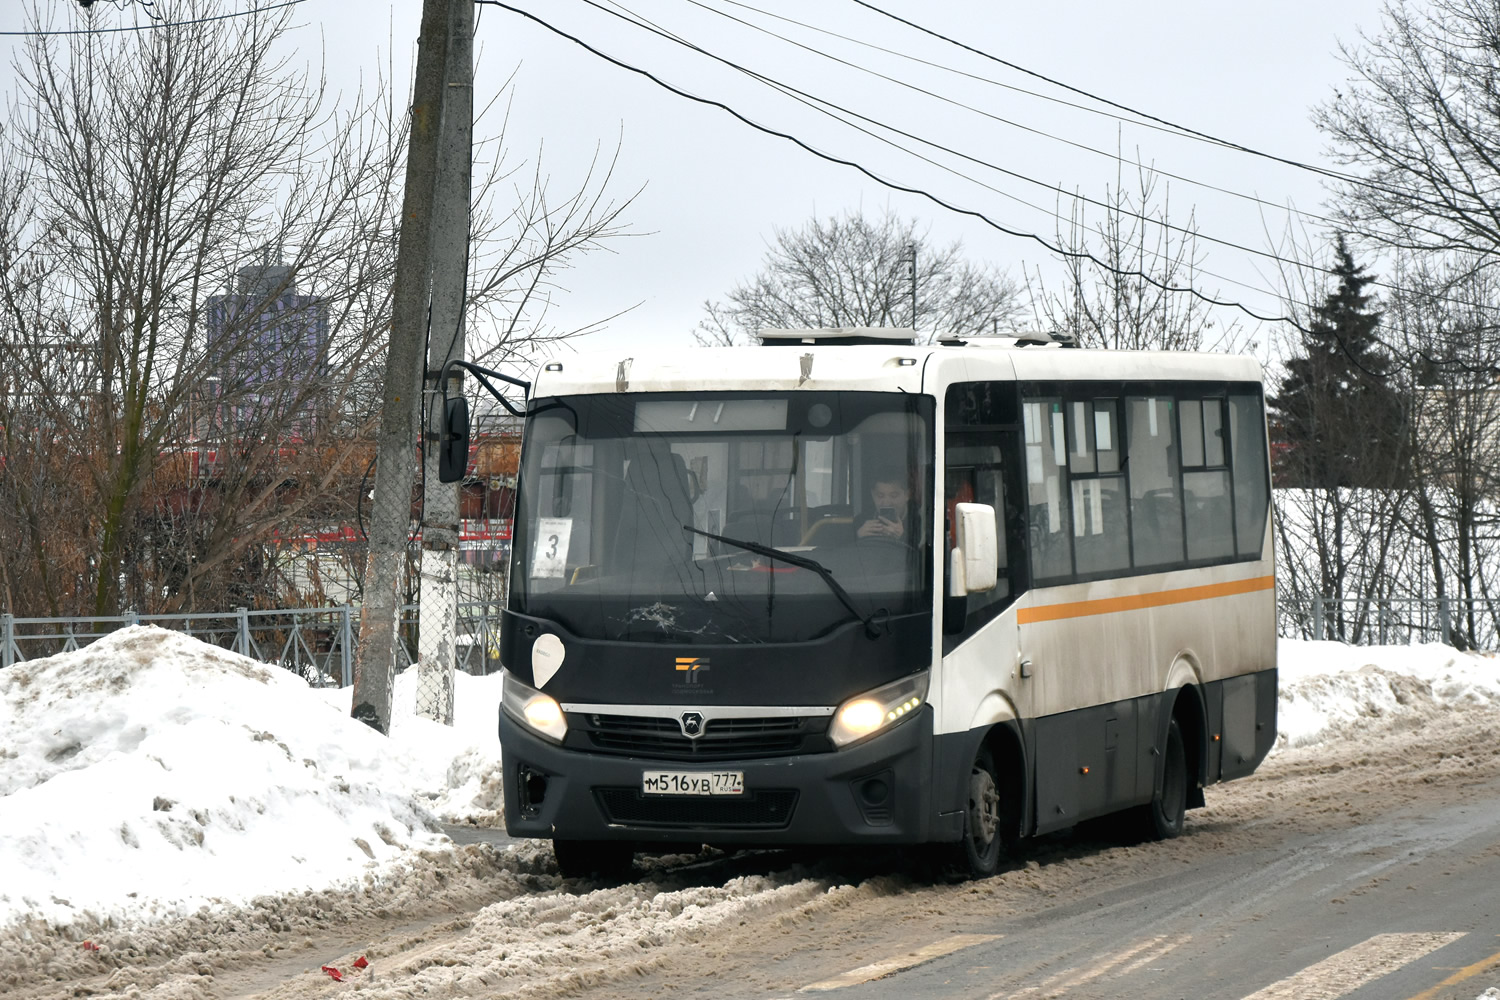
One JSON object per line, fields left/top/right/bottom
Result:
{"left": 876, "top": 506, "right": 897, "bottom": 522}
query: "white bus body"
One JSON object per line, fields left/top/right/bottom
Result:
{"left": 497, "top": 333, "right": 1276, "bottom": 877}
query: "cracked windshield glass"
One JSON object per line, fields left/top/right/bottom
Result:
{"left": 513, "top": 392, "right": 933, "bottom": 643}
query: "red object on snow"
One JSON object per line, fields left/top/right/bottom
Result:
{"left": 352, "top": 956, "right": 369, "bottom": 970}
{"left": 320, "top": 966, "right": 343, "bottom": 981}
{"left": 80, "top": 941, "right": 100, "bottom": 952}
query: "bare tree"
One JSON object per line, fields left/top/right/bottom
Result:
{"left": 694, "top": 209, "right": 1021, "bottom": 346}
{"left": 0, "top": 1, "right": 632, "bottom": 619}
{"left": 1023, "top": 160, "right": 1245, "bottom": 352}
{"left": 1384, "top": 255, "right": 1500, "bottom": 648}
{"left": 1316, "top": 0, "right": 1500, "bottom": 262}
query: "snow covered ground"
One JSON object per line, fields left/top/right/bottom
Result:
{"left": 0, "top": 627, "right": 504, "bottom": 930}
{"left": 2, "top": 625, "right": 1499, "bottom": 997}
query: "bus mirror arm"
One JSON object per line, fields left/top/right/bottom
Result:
{"left": 435, "top": 360, "right": 532, "bottom": 484}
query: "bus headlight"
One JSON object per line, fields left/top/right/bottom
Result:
{"left": 502, "top": 672, "right": 568, "bottom": 744}
{"left": 829, "top": 672, "right": 929, "bottom": 749}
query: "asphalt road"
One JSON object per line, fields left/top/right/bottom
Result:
{"left": 589, "top": 711, "right": 1500, "bottom": 1000}
{"left": 811, "top": 781, "right": 1500, "bottom": 1000}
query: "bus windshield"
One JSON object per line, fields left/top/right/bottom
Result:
{"left": 512, "top": 391, "right": 933, "bottom": 644}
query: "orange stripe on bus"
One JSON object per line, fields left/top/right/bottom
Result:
{"left": 1017, "top": 575, "right": 1276, "bottom": 624}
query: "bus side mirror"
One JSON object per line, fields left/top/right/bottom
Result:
{"left": 950, "top": 502, "right": 999, "bottom": 594}
{"left": 438, "top": 396, "right": 470, "bottom": 483}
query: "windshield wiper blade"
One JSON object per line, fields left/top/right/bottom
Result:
{"left": 682, "top": 525, "right": 887, "bottom": 638}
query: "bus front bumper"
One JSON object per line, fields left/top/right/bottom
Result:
{"left": 499, "top": 706, "right": 935, "bottom": 846}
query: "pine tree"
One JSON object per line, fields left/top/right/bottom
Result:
{"left": 1270, "top": 237, "right": 1407, "bottom": 488}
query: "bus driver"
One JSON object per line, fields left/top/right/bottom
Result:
{"left": 856, "top": 469, "right": 914, "bottom": 542}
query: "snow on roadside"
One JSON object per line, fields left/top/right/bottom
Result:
{"left": 308, "top": 660, "right": 505, "bottom": 824}
{"left": 0, "top": 626, "right": 501, "bottom": 931}
{"left": 3, "top": 624, "right": 1500, "bottom": 941}
{"left": 1277, "top": 638, "right": 1500, "bottom": 749}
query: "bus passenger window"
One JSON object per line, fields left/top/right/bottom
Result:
{"left": 1023, "top": 400, "right": 1073, "bottom": 581}
{"left": 1230, "top": 394, "right": 1271, "bottom": 557}
{"left": 1184, "top": 469, "right": 1234, "bottom": 560}
{"left": 1179, "top": 398, "right": 1233, "bottom": 561}
{"left": 1069, "top": 398, "right": 1129, "bottom": 574}
{"left": 1126, "top": 397, "right": 1185, "bottom": 568}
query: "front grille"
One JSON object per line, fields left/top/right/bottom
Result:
{"left": 577, "top": 713, "right": 829, "bottom": 760}
{"left": 595, "top": 787, "right": 798, "bottom": 829}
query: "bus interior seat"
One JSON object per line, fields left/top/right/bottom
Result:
{"left": 612, "top": 438, "right": 697, "bottom": 568}
{"left": 801, "top": 516, "right": 854, "bottom": 546}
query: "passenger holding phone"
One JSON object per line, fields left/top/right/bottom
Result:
{"left": 856, "top": 469, "right": 914, "bottom": 542}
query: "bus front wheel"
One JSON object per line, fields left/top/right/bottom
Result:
{"left": 957, "top": 744, "right": 1004, "bottom": 878}
{"left": 553, "top": 839, "right": 633, "bottom": 880}
{"left": 1140, "top": 718, "right": 1188, "bottom": 840}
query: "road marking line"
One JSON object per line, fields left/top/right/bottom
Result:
{"left": 1118, "top": 934, "right": 1190, "bottom": 976}
{"left": 1035, "top": 935, "right": 1168, "bottom": 996}
{"left": 1239, "top": 932, "right": 1466, "bottom": 1000}
{"left": 1405, "top": 940, "right": 1500, "bottom": 1000}
{"left": 987, "top": 935, "right": 1180, "bottom": 1000}
{"left": 799, "top": 934, "right": 1000, "bottom": 992}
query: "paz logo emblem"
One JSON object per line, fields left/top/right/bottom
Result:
{"left": 674, "top": 656, "right": 710, "bottom": 684}
{"left": 678, "top": 711, "right": 705, "bottom": 739}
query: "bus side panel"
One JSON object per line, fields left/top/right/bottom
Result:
{"left": 1215, "top": 668, "right": 1278, "bottom": 780}
{"left": 1032, "top": 697, "right": 1146, "bottom": 835}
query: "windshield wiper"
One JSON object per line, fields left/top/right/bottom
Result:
{"left": 682, "top": 525, "right": 888, "bottom": 639}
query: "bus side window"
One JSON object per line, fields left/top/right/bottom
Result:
{"left": 1023, "top": 399, "right": 1073, "bottom": 580}
{"left": 944, "top": 382, "right": 1021, "bottom": 637}
{"left": 1179, "top": 397, "right": 1234, "bottom": 561}
{"left": 1125, "top": 396, "right": 1185, "bottom": 568}
{"left": 1069, "top": 398, "right": 1129, "bottom": 575}
{"left": 1229, "top": 393, "right": 1271, "bottom": 557}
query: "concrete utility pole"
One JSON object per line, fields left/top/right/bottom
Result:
{"left": 351, "top": 0, "right": 467, "bottom": 734}
{"left": 416, "top": 0, "right": 474, "bottom": 725}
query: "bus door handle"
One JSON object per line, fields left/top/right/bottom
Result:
{"left": 1019, "top": 658, "right": 1033, "bottom": 679}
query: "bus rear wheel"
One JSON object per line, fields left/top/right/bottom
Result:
{"left": 553, "top": 839, "right": 633, "bottom": 880}
{"left": 1139, "top": 718, "right": 1188, "bottom": 840}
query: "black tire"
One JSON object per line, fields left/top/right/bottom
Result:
{"left": 553, "top": 839, "right": 634, "bottom": 880}
{"left": 1141, "top": 718, "right": 1188, "bottom": 840}
{"left": 954, "top": 743, "right": 1005, "bottom": 879}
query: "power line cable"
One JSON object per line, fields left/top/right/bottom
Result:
{"left": 0, "top": 0, "right": 305, "bottom": 36}
{"left": 483, "top": 1, "right": 1500, "bottom": 377}
{"left": 687, "top": 0, "right": 1342, "bottom": 231}
{"left": 678, "top": 0, "right": 1480, "bottom": 309}
{"left": 593, "top": 0, "right": 1329, "bottom": 294}
{"left": 606, "top": 2, "right": 1500, "bottom": 373}
{"left": 848, "top": 0, "right": 1378, "bottom": 188}
{"left": 477, "top": 0, "right": 1309, "bottom": 332}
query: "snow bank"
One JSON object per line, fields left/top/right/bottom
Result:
{"left": 0, "top": 626, "right": 502, "bottom": 930}
{"left": 1277, "top": 639, "right": 1500, "bottom": 748}
{"left": 3, "top": 624, "right": 1499, "bottom": 935}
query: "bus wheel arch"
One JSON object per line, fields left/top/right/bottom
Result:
{"left": 1163, "top": 654, "right": 1210, "bottom": 806}
{"left": 1142, "top": 685, "right": 1208, "bottom": 842}
{"left": 1166, "top": 682, "right": 1209, "bottom": 809}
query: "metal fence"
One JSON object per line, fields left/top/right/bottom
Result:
{"left": 1278, "top": 596, "right": 1500, "bottom": 650}
{"left": 0, "top": 602, "right": 505, "bottom": 684}
{"left": 5, "top": 593, "right": 1495, "bottom": 683}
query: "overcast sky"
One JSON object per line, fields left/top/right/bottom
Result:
{"left": 2, "top": 0, "right": 1392, "bottom": 364}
